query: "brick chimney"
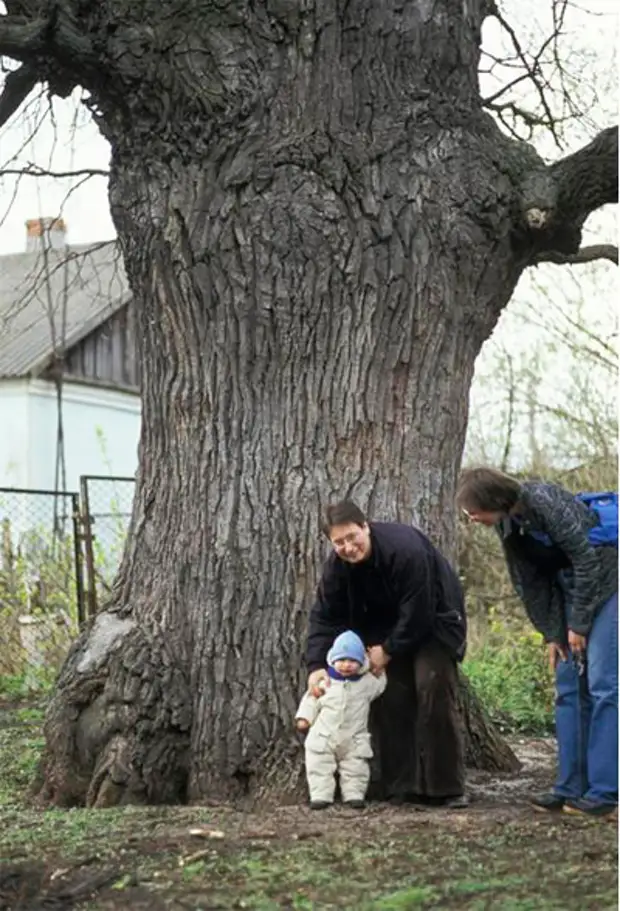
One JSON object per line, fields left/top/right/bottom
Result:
{"left": 25, "top": 217, "right": 67, "bottom": 253}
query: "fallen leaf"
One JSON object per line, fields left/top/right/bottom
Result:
{"left": 111, "top": 873, "right": 134, "bottom": 891}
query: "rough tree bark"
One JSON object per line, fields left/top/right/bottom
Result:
{"left": 1, "top": 1, "right": 616, "bottom": 806}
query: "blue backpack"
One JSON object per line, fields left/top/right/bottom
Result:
{"left": 525, "top": 491, "right": 618, "bottom": 548}
{"left": 576, "top": 491, "right": 618, "bottom": 546}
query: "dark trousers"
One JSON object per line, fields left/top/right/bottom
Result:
{"left": 368, "top": 640, "right": 465, "bottom": 800}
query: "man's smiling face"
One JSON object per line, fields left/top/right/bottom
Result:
{"left": 328, "top": 522, "right": 371, "bottom": 564}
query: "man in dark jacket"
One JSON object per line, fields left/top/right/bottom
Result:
{"left": 305, "top": 500, "right": 467, "bottom": 807}
{"left": 457, "top": 466, "right": 618, "bottom": 818}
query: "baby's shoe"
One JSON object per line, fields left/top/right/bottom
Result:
{"left": 309, "top": 800, "right": 332, "bottom": 810}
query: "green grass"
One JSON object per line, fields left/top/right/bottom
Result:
{"left": 0, "top": 702, "right": 46, "bottom": 806}
{"left": 0, "top": 702, "right": 616, "bottom": 911}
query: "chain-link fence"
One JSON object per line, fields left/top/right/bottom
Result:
{"left": 0, "top": 487, "right": 83, "bottom": 688}
{"left": 0, "top": 477, "right": 135, "bottom": 697}
{"left": 80, "top": 475, "right": 135, "bottom": 617}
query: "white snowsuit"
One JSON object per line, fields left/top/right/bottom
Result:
{"left": 296, "top": 670, "right": 387, "bottom": 803}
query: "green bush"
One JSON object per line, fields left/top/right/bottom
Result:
{"left": 0, "top": 670, "right": 55, "bottom": 700}
{"left": 464, "top": 620, "right": 554, "bottom": 735}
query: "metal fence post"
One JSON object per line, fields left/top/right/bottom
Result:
{"left": 71, "top": 493, "right": 86, "bottom": 628}
{"left": 79, "top": 476, "right": 98, "bottom": 619}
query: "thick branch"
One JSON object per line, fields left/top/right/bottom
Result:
{"left": 532, "top": 244, "right": 618, "bottom": 267}
{"left": 0, "top": 15, "right": 48, "bottom": 60}
{"left": 520, "top": 127, "right": 618, "bottom": 226}
{"left": 0, "top": 9, "right": 98, "bottom": 108}
{"left": 517, "top": 126, "right": 618, "bottom": 259}
{"left": 552, "top": 126, "right": 619, "bottom": 220}
{"left": 0, "top": 61, "right": 37, "bottom": 128}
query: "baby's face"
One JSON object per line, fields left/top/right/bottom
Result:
{"left": 333, "top": 658, "right": 362, "bottom": 677}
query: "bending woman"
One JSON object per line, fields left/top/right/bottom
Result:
{"left": 457, "top": 467, "right": 617, "bottom": 818}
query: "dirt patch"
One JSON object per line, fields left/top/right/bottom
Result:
{"left": 1, "top": 738, "right": 617, "bottom": 910}
{"left": 0, "top": 862, "right": 120, "bottom": 911}
{"left": 467, "top": 736, "right": 556, "bottom": 802}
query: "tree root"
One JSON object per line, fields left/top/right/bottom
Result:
{"left": 39, "top": 612, "right": 192, "bottom": 807}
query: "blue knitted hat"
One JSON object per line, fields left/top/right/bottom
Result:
{"left": 327, "top": 630, "right": 366, "bottom": 667}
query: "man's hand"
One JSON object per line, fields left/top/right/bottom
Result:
{"left": 368, "top": 645, "right": 391, "bottom": 676}
{"left": 548, "top": 642, "right": 568, "bottom": 672}
{"left": 308, "top": 668, "right": 329, "bottom": 698}
{"left": 568, "top": 629, "right": 587, "bottom": 655}
{"left": 295, "top": 718, "right": 310, "bottom": 746}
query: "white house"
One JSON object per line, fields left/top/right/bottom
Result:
{"left": 0, "top": 217, "right": 141, "bottom": 494}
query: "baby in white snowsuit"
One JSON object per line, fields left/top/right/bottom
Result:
{"left": 295, "top": 630, "right": 386, "bottom": 810}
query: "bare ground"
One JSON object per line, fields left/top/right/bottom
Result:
{"left": 0, "top": 702, "right": 617, "bottom": 911}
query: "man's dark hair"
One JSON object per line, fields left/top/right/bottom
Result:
{"left": 456, "top": 467, "right": 521, "bottom": 514}
{"left": 322, "top": 500, "right": 367, "bottom": 536}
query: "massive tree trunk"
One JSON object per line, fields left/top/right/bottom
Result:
{"left": 1, "top": 1, "right": 615, "bottom": 806}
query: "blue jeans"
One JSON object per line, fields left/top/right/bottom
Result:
{"left": 554, "top": 591, "right": 618, "bottom": 805}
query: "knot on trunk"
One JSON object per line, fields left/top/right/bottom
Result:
{"left": 39, "top": 613, "right": 193, "bottom": 808}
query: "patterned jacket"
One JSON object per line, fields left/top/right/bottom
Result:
{"left": 496, "top": 481, "right": 618, "bottom": 641}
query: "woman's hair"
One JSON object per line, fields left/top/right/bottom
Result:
{"left": 456, "top": 467, "right": 522, "bottom": 514}
{"left": 322, "top": 500, "right": 367, "bottom": 536}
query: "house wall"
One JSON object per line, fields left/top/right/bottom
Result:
{"left": 0, "top": 377, "right": 140, "bottom": 491}
{"left": 63, "top": 303, "right": 140, "bottom": 391}
{"left": 0, "top": 379, "right": 31, "bottom": 487}
{"left": 0, "top": 377, "right": 140, "bottom": 557}
{"left": 26, "top": 379, "right": 141, "bottom": 491}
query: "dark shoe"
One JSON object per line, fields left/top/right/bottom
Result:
{"left": 564, "top": 798, "right": 617, "bottom": 818}
{"left": 309, "top": 800, "right": 332, "bottom": 810}
{"left": 440, "top": 794, "right": 469, "bottom": 809}
{"left": 407, "top": 794, "right": 469, "bottom": 808}
{"left": 531, "top": 792, "right": 566, "bottom": 812}
{"left": 388, "top": 792, "right": 419, "bottom": 806}
{"left": 343, "top": 799, "right": 366, "bottom": 809}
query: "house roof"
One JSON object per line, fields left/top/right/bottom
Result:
{"left": 0, "top": 241, "right": 130, "bottom": 378}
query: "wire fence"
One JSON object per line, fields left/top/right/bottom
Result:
{"left": 0, "top": 477, "right": 135, "bottom": 696}
{"left": 80, "top": 475, "right": 135, "bottom": 616}
{"left": 0, "top": 488, "right": 83, "bottom": 687}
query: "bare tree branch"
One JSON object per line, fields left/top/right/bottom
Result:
{"left": 482, "top": 1, "right": 609, "bottom": 149}
{"left": 532, "top": 244, "right": 619, "bottom": 267}
{"left": 0, "top": 164, "right": 109, "bottom": 178}
{"left": 486, "top": 99, "right": 572, "bottom": 144}
{"left": 483, "top": 71, "right": 533, "bottom": 106}
{"left": 487, "top": 3, "right": 569, "bottom": 148}
{"left": 520, "top": 279, "right": 617, "bottom": 371}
